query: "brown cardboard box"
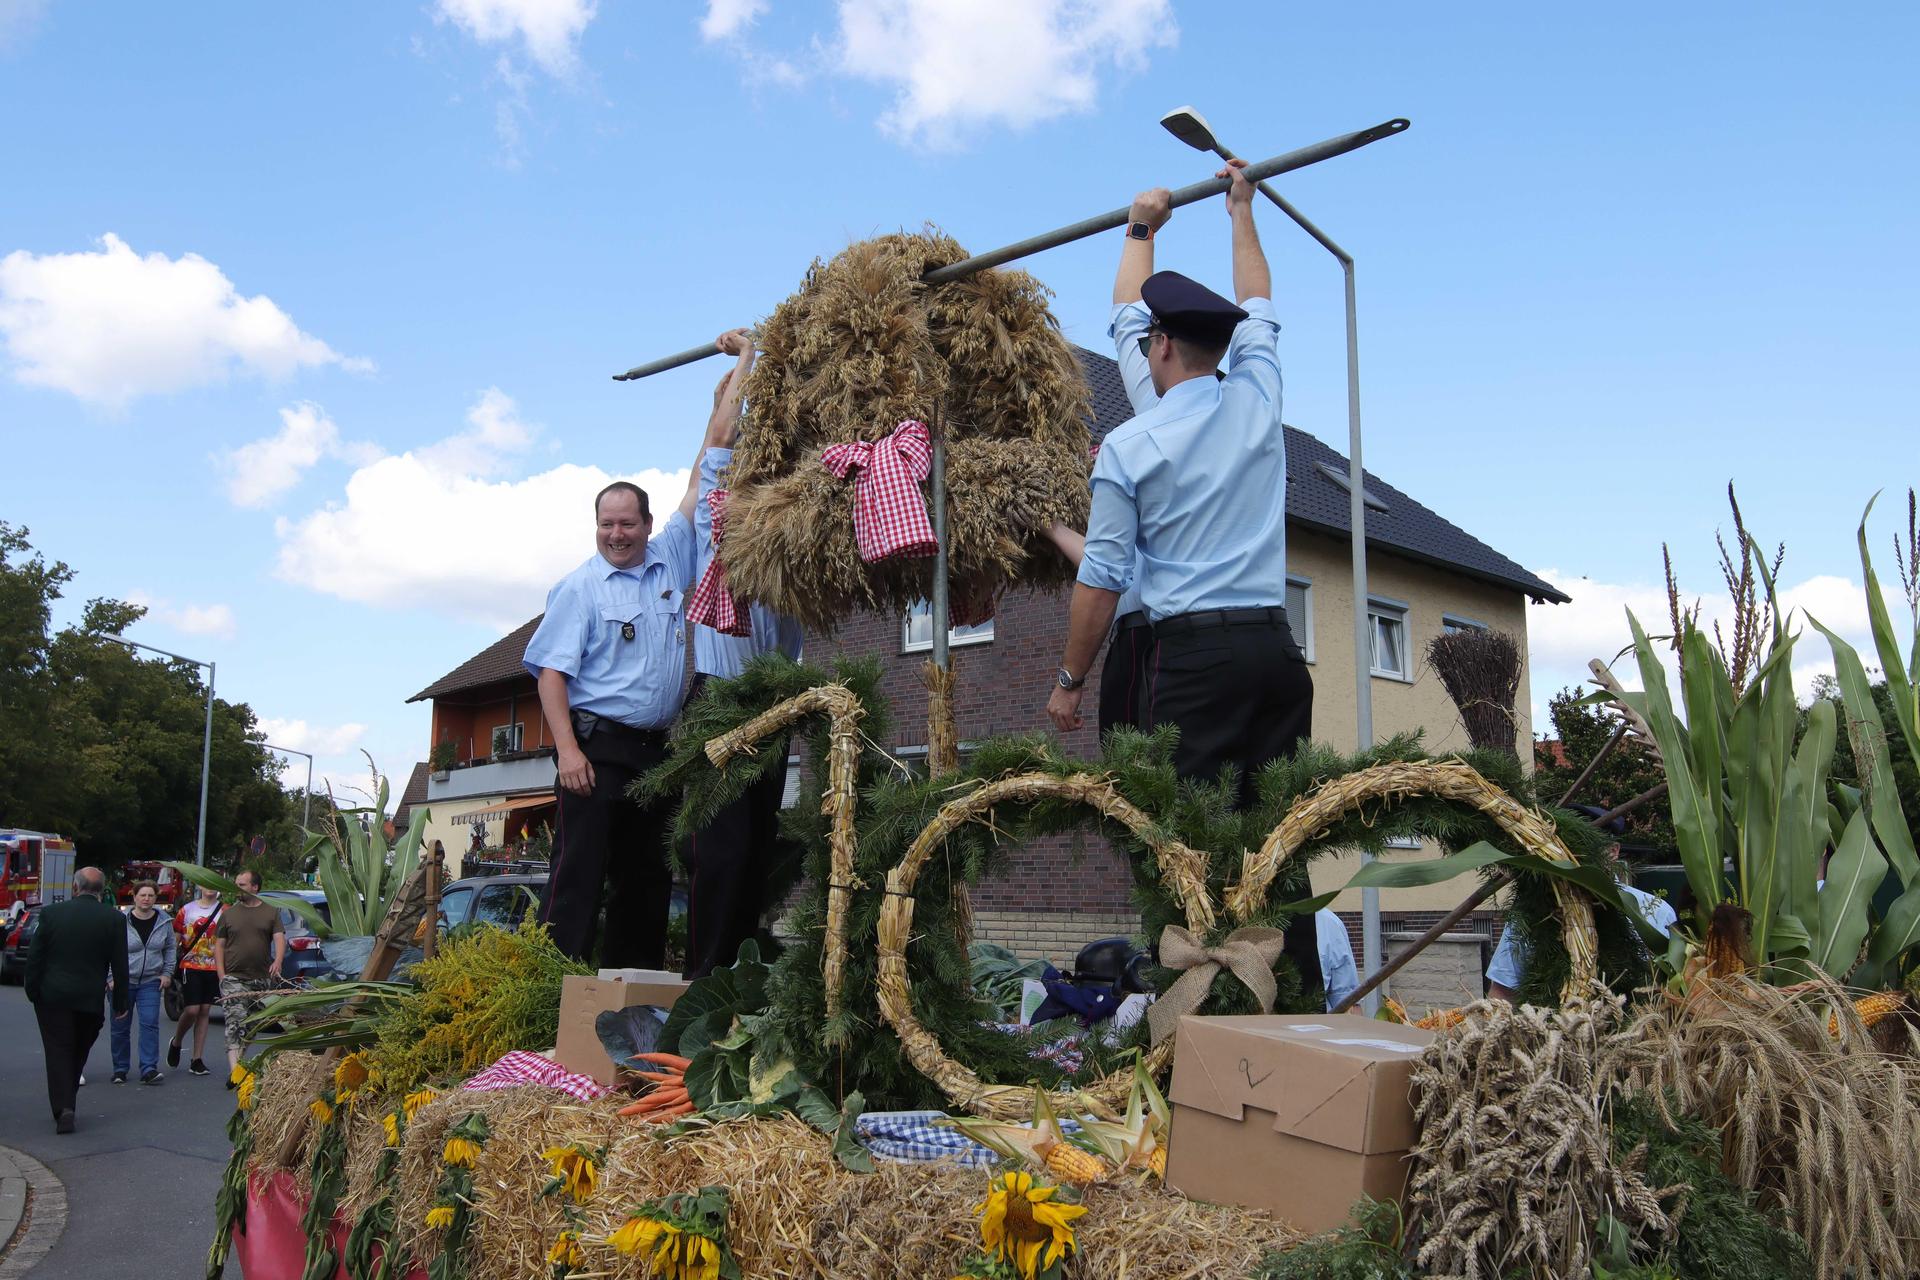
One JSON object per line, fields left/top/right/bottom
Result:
{"left": 1163, "top": 1013, "right": 1435, "bottom": 1233}
{"left": 554, "top": 971, "right": 692, "bottom": 1085}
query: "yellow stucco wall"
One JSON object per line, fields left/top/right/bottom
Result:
{"left": 1281, "top": 526, "right": 1536, "bottom": 912}
{"left": 417, "top": 798, "right": 507, "bottom": 881}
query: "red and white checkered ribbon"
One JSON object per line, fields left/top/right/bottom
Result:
{"left": 820, "top": 420, "right": 939, "bottom": 564}
{"left": 462, "top": 1050, "right": 609, "bottom": 1101}
{"left": 686, "top": 488, "right": 750, "bottom": 637}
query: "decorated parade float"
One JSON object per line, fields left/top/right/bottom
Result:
{"left": 202, "top": 121, "right": 1920, "bottom": 1278}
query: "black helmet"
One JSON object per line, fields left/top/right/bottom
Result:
{"left": 1073, "top": 937, "right": 1152, "bottom": 994}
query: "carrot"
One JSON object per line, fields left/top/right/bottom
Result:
{"left": 629, "top": 1052, "right": 693, "bottom": 1071}
{"left": 629, "top": 1087, "right": 689, "bottom": 1113}
{"left": 645, "top": 1100, "right": 696, "bottom": 1122}
{"left": 633, "top": 1070, "right": 684, "bottom": 1086}
{"left": 616, "top": 1098, "right": 657, "bottom": 1117}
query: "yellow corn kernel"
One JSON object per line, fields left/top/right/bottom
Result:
{"left": 1149, "top": 1146, "right": 1166, "bottom": 1179}
{"left": 1042, "top": 1142, "right": 1108, "bottom": 1185}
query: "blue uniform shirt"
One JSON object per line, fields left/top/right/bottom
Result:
{"left": 522, "top": 510, "right": 698, "bottom": 730}
{"left": 1486, "top": 883, "right": 1676, "bottom": 990}
{"left": 693, "top": 447, "right": 805, "bottom": 677}
{"left": 1079, "top": 297, "right": 1285, "bottom": 622}
{"left": 1316, "top": 909, "right": 1360, "bottom": 1011}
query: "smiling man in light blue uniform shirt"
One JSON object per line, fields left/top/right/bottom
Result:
{"left": 682, "top": 339, "right": 807, "bottom": 978}
{"left": 1045, "top": 160, "right": 1321, "bottom": 997}
{"left": 525, "top": 335, "right": 753, "bottom": 967}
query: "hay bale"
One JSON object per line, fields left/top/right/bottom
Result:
{"left": 244, "top": 1052, "right": 333, "bottom": 1188}
{"left": 721, "top": 229, "right": 1092, "bottom": 631}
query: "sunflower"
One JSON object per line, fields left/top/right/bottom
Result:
{"left": 976, "top": 1171, "right": 1086, "bottom": 1279}
{"left": 234, "top": 1067, "right": 258, "bottom": 1112}
{"left": 443, "top": 1136, "right": 483, "bottom": 1168}
{"left": 309, "top": 1097, "right": 336, "bottom": 1126}
{"left": 546, "top": 1229, "right": 585, "bottom": 1270}
{"left": 404, "top": 1087, "right": 437, "bottom": 1121}
{"left": 382, "top": 1111, "right": 402, "bottom": 1147}
{"left": 425, "top": 1204, "right": 456, "bottom": 1231}
{"left": 541, "top": 1145, "right": 597, "bottom": 1203}
{"left": 606, "top": 1216, "right": 665, "bottom": 1257}
{"left": 333, "top": 1052, "right": 371, "bottom": 1096}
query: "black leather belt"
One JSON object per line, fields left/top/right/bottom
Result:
{"left": 1113, "top": 610, "right": 1151, "bottom": 633}
{"left": 1153, "top": 606, "right": 1288, "bottom": 638}
{"left": 571, "top": 710, "right": 666, "bottom": 746}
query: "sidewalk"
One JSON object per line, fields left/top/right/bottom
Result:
{"left": 0, "top": 1144, "right": 65, "bottom": 1280}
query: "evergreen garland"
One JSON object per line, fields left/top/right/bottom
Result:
{"left": 641, "top": 657, "right": 1652, "bottom": 1110}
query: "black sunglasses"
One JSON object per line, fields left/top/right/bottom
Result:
{"left": 1136, "top": 330, "right": 1162, "bottom": 359}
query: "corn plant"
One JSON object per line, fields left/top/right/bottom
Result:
{"left": 303, "top": 759, "right": 427, "bottom": 938}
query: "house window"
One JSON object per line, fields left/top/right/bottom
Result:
{"left": 902, "top": 600, "right": 995, "bottom": 653}
{"left": 1442, "top": 614, "right": 1487, "bottom": 635}
{"left": 1368, "top": 598, "right": 1411, "bottom": 680}
{"left": 1384, "top": 834, "right": 1423, "bottom": 850}
{"left": 1285, "top": 576, "right": 1314, "bottom": 663}
{"left": 490, "top": 723, "right": 523, "bottom": 757}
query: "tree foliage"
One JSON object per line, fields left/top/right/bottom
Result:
{"left": 1533, "top": 688, "right": 1676, "bottom": 853}
{"left": 0, "top": 521, "right": 297, "bottom": 869}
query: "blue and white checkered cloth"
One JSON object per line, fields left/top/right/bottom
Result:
{"left": 855, "top": 1110, "right": 1084, "bottom": 1168}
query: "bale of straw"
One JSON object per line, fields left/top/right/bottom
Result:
{"left": 718, "top": 230, "right": 1093, "bottom": 632}
{"left": 1597, "top": 976, "right": 1920, "bottom": 1280}
{"left": 244, "top": 1052, "right": 335, "bottom": 1188}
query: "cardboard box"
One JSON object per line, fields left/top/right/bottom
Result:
{"left": 554, "top": 971, "right": 692, "bottom": 1085}
{"left": 1163, "top": 1013, "right": 1434, "bottom": 1233}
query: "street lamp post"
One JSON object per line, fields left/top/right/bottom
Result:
{"left": 1161, "top": 105, "right": 1383, "bottom": 1012}
{"left": 264, "top": 743, "right": 315, "bottom": 834}
{"left": 105, "top": 634, "right": 215, "bottom": 867}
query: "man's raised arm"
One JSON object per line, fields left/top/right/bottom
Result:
{"left": 1221, "top": 159, "right": 1271, "bottom": 304}
{"left": 676, "top": 329, "right": 755, "bottom": 523}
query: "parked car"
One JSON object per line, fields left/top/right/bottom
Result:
{"left": 0, "top": 905, "right": 38, "bottom": 983}
{"left": 435, "top": 874, "right": 688, "bottom": 935}
{"left": 261, "top": 889, "right": 333, "bottom": 982}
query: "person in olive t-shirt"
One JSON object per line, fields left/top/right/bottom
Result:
{"left": 214, "top": 868, "right": 284, "bottom": 1076}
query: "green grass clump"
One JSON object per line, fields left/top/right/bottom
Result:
{"left": 1251, "top": 1199, "right": 1413, "bottom": 1280}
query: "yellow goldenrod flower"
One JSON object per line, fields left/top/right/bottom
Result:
{"left": 403, "top": 1087, "right": 437, "bottom": 1121}
{"left": 975, "top": 1170, "right": 1087, "bottom": 1280}
{"left": 309, "top": 1097, "right": 336, "bottom": 1126}
{"left": 229, "top": 1062, "right": 252, "bottom": 1088}
{"left": 424, "top": 1204, "right": 455, "bottom": 1231}
{"left": 236, "top": 1071, "right": 257, "bottom": 1112}
{"left": 382, "top": 1111, "right": 401, "bottom": 1148}
{"left": 546, "top": 1230, "right": 584, "bottom": 1269}
{"left": 607, "top": 1216, "right": 666, "bottom": 1257}
{"left": 442, "top": 1136, "right": 482, "bottom": 1168}
{"left": 333, "top": 1052, "right": 371, "bottom": 1096}
{"left": 540, "top": 1146, "right": 597, "bottom": 1203}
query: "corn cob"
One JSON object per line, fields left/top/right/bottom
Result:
{"left": 1042, "top": 1141, "right": 1109, "bottom": 1184}
{"left": 1416, "top": 1007, "right": 1467, "bottom": 1032}
{"left": 1149, "top": 1146, "right": 1166, "bottom": 1179}
{"left": 1381, "top": 996, "right": 1411, "bottom": 1024}
{"left": 1830, "top": 991, "right": 1907, "bottom": 1036}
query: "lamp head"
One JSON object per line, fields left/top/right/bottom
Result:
{"left": 1160, "top": 105, "right": 1219, "bottom": 153}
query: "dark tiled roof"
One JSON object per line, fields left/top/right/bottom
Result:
{"left": 1072, "top": 348, "right": 1570, "bottom": 605}
{"left": 393, "top": 762, "right": 431, "bottom": 823}
{"left": 408, "top": 615, "right": 543, "bottom": 702}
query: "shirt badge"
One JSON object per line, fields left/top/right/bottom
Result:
{"left": 620, "top": 621, "right": 636, "bottom": 641}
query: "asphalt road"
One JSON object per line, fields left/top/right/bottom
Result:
{"left": 0, "top": 984, "right": 234, "bottom": 1278}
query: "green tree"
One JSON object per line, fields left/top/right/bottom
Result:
{"left": 1533, "top": 688, "right": 1676, "bottom": 852}
{"left": 0, "top": 522, "right": 74, "bottom": 825}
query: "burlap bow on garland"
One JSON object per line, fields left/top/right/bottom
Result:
{"left": 1146, "top": 925, "right": 1290, "bottom": 1046}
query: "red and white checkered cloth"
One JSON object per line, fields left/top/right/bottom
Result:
{"left": 462, "top": 1050, "right": 609, "bottom": 1101}
{"left": 686, "top": 488, "right": 750, "bottom": 637}
{"left": 820, "top": 420, "right": 938, "bottom": 564}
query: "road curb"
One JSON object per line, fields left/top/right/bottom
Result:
{"left": 0, "top": 1144, "right": 65, "bottom": 1279}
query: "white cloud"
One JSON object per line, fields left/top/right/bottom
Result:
{"left": 271, "top": 391, "right": 687, "bottom": 630}
{"left": 434, "top": 0, "right": 596, "bottom": 76}
{"left": 700, "top": 0, "right": 767, "bottom": 40}
{"left": 0, "top": 233, "right": 369, "bottom": 409}
{"left": 1524, "top": 567, "right": 1907, "bottom": 735}
{"left": 257, "top": 718, "right": 368, "bottom": 758}
{"left": 126, "top": 591, "right": 239, "bottom": 641}
{"left": 833, "top": 0, "right": 1177, "bottom": 144}
{"left": 218, "top": 402, "right": 380, "bottom": 508}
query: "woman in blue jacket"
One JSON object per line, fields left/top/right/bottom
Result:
{"left": 112, "top": 881, "right": 176, "bottom": 1085}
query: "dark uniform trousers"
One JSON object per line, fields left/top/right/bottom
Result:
{"left": 540, "top": 716, "right": 674, "bottom": 970}
{"left": 1097, "top": 612, "right": 1156, "bottom": 739}
{"left": 35, "top": 1004, "right": 104, "bottom": 1120}
{"left": 1147, "top": 606, "right": 1322, "bottom": 995}
{"left": 683, "top": 677, "right": 790, "bottom": 979}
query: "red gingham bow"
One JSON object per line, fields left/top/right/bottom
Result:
{"left": 687, "top": 488, "right": 750, "bottom": 637}
{"left": 820, "top": 420, "right": 939, "bottom": 564}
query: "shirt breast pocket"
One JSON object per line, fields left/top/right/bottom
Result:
{"left": 648, "top": 589, "right": 684, "bottom": 620}
{"left": 601, "top": 603, "right": 645, "bottom": 639}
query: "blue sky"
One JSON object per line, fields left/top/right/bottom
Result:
{"left": 2, "top": 1, "right": 1916, "bottom": 805}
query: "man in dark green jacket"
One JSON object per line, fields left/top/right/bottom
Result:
{"left": 26, "top": 866, "right": 130, "bottom": 1133}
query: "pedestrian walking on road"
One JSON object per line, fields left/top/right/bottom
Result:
{"left": 25, "top": 866, "right": 130, "bottom": 1133}
{"left": 214, "top": 868, "right": 283, "bottom": 1078}
{"left": 111, "top": 880, "right": 175, "bottom": 1085}
{"left": 168, "top": 882, "right": 223, "bottom": 1076}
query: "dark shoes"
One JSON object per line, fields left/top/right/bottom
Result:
{"left": 189, "top": 1059, "right": 211, "bottom": 1077}
{"left": 55, "top": 1109, "right": 75, "bottom": 1134}
{"left": 112, "top": 1071, "right": 128, "bottom": 1085}
{"left": 142, "top": 1069, "right": 164, "bottom": 1085}
{"left": 167, "top": 1039, "right": 182, "bottom": 1068}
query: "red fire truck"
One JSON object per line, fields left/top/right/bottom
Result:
{"left": 0, "top": 828, "right": 77, "bottom": 917}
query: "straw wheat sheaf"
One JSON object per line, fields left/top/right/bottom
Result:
{"left": 875, "top": 759, "right": 1596, "bottom": 1119}
{"left": 705, "top": 683, "right": 865, "bottom": 1022}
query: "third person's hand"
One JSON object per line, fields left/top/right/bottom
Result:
{"left": 1129, "top": 187, "right": 1172, "bottom": 232}
{"left": 1218, "top": 158, "right": 1253, "bottom": 212}
{"left": 556, "top": 744, "right": 596, "bottom": 796}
